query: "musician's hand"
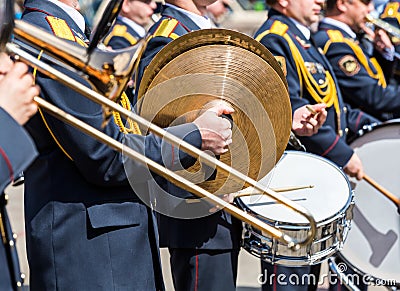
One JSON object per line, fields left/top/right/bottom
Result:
{"left": 360, "top": 23, "right": 375, "bottom": 41}
{"left": 193, "top": 101, "right": 234, "bottom": 155}
{"left": 292, "top": 104, "right": 327, "bottom": 136}
{"left": 343, "top": 153, "right": 364, "bottom": 181}
{"left": 0, "top": 54, "right": 39, "bottom": 125}
{"left": 374, "top": 29, "right": 394, "bottom": 54}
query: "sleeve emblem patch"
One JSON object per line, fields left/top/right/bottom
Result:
{"left": 338, "top": 55, "right": 360, "bottom": 76}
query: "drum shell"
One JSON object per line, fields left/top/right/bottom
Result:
{"left": 238, "top": 151, "right": 354, "bottom": 266}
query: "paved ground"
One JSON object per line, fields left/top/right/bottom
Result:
{"left": 5, "top": 184, "right": 385, "bottom": 290}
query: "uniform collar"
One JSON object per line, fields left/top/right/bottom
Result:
{"left": 267, "top": 9, "right": 311, "bottom": 41}
{"left": 289, "top": 17, "right": 311, "bottom": 40}
{"left": 117, "top": 16, "right": 146, "bottom": 38}
{"left": 164, "top": 3, "right": 213, "bottom": 29}
{"left": 47, "top": 0, "right": 85, "bottom": 33}
{"left": 321, "top": 17, "right": 357, "bottom": 39}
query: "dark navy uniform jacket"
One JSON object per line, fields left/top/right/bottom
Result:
{"left": 135, "top": 5, "right": 242, "bottom": 250}
{"left": 103, "top": 16, "right": 142, "bottom": 49}
{"left": 254, "top": 9, "right": 378, "bottom": 167}
{"left": 0, "top": 108, "right": 37, "bottom": 193}
{"left": 21, "top": 0, "right": 202, "bottom": 289}
{"left": 314, "top": 20, "right": 400, "bottom": 121}
{"left": 0, "top": 108, "right": 37, "bottom": 291}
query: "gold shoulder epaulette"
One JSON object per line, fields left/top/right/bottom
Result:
{"left": 327, "top": 30, "right": 344, "bottom": 42}
{"left": 269, "top": 21, "right": 289, "bottom": 36}
{"left": 45, "top": 16, "right": 75, "bottom": 41}
{"left": 382, "top": 2, "right": 399, "bottom": 18}
{"left": 113, "top": 24, "right": 128, "bottom": 35}
{"left": 381, "top": 2, "right": 400, "bottom": 22}
{"left": 152, "top": 18, "right": 179, "bottom": 38}
{"left": 103, "top": 24, "right": 138, "bottom": 46}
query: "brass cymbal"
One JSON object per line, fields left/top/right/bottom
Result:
{"left": 137, "top": 29, "right": 291, "bottom": 194}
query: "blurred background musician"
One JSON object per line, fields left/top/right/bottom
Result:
{"left": 20, "top": 0, "right": 234, "bottom": 289}
{"left": 103, "top": 0, "right": 158, "bottom": 102}
{"left": 315, "top": 5, "right": 400, "bottom": 290}
{"left": 103, "top": 0, "right": 157, "bottom": 49}
{"left": 374, "top": 0, "right": 400, "bottom": 87}
{"left": 254, "top": 0, "right": 379, "bottom": 290}
{"left": 0, "top": 52, "right": 39, "bottom": 291}
{"left": 314, "top": 0, "right": 400, "bottom": 121}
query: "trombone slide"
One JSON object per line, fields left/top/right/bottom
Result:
{"left": 34, "top": 96, "right": 291, "bottom": 247}
{"left": 7, "top": 23, "right": 318, "bottom": 249}
{"left": 366, "top": 14, "right": 400, "bottom": 40}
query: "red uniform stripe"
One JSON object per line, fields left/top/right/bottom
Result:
{"left": 194, "top": 250, "right": 199, "bottom": 291}
{"left": 321, "top": 135, "right": 339, "bottom": 157}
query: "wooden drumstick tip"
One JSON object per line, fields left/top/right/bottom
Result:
{"left": 362, "top": 174, "right": 400, "bottom": 213}
{"left": 306, "top": 105, "right": 317, "bottom": 115}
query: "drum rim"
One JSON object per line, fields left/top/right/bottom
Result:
{"left": 236, "top": 150, "right": 353, "bottom": 227}
{"left": 349, "top": 119, "right": 400, "bottom": 145}
{"left": 333, "top": 253, "right": 400, "bottom": 287}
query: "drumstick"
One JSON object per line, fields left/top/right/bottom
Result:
{"left": 186, "top": 185, "right": 314, "bottom": 203}
{"left": 363, "top": 174, "right": 400, "bottom": 212}
{"left": 234, "top": 185, "right": 314, "bottom": 198}
{"left": 306, "top": 105, "right": 317, "bottom": 115}
{"left": 306, "top": 105, "right": 321, "bottom": 120}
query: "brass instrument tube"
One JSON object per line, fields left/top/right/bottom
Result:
{"left": 366, "top": 14, "right": 400, "bottom": 39}
{"left": 7, "top": 40, "right": 317, "bottom": 249}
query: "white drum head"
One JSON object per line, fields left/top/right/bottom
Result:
{"left": 239, "top": 151, "right": 351, "bottom": 224}
{"left": 343, "top": 123, "right": 400, "bottom": 283}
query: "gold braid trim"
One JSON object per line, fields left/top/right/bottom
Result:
{"left": 370, "top": 57, "right": 387, "bottom": 88}
{"left": 34, "top": 51, "right": 74, "bottom": 161}
{"left": 324, "top": 30, "right": 387, "bottom": 88}
{"left": 283, "top": 33, "right": 341, "bottom": 132}
{"left": 112, "top": 92, "right": 141, "bottom": 134}
{"left": 256, "top": 22, "right": 341, "bottom": 133}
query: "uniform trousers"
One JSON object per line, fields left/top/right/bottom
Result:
{"left": 261, "top": 261, "right": 321, "bottom": 291}
{"left": 0, "top": 193, "right": 22, "bottom": 291}
{"left": 169, "top": 248, "right": 240, "bottom": 291}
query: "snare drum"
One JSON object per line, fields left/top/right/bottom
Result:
{"left": 331, "top": 121, "right": 400, "bottom": 287}
{"left": 237, "top": 151, "right": 353, "bottom": 266}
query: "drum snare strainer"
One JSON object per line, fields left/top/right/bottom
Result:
{"left": 237, "top": 151, "right": 354, "bottom": 266}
